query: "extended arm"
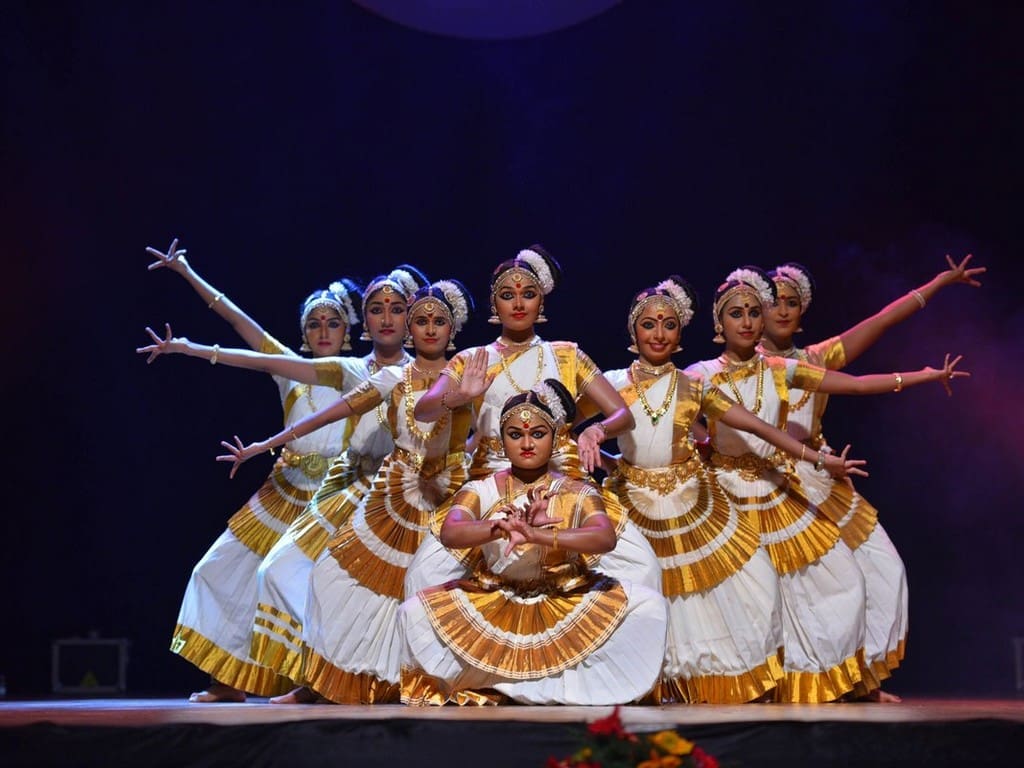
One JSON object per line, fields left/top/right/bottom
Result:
{"left": 839, "top": 254, "right": 985, "bottom": 365}
{"left": 146, "top": 238, "right": 267, "bottom": 350}
{"left": 215, "top": 396, "right": 355, "bottom": 478}
{"left": 137, "top": 323, "right": 320, "bottom": 384}
{"left": 719, "top": 404, "right": 867, "bottom": 479}
{"left": 817, "top": 353, "right": 968, "bottom": 397}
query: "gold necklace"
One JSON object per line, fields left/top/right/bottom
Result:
{"left": 721, "top": 355, "right": 765, "bottom": 414}
{"left": 499, "top": 345, "right": 545, "bottom": 394}
{"left": 630, "top": 362, "right": 677, "bottom": 425}
{"left": 495, "top": 335, "right": 538, "bottom": 350}
{"left": 404, "top": 363, "right": 449, "bottom": 442}
{"left": 633, "top": 359, "right": 675, "bottom": 376}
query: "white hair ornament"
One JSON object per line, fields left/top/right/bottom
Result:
{"left": 515, "top": 249, "right": 556, "bottom": 295}
{"left": 773, "top": 264, "right": 813, "bottom": 310}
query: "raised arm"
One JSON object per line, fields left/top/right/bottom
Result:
{"left": 137, "top": 323, "right": 320, "bottom": 384}
{"left": 215, "top": 396, "right": 356, "bottom": 478}
{"left": 817, "top": 353, "right": 968, "bottom": 397}
{"left": 839, "top": 254, "right": 985, "bottom": 365}
{"left": 415, "top": 348, "right": 494, "bottom": 423}
{"left": 146, "top": 238, "right": 267, "bottom": 350}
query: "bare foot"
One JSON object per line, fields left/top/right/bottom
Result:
{"left": 862, "top": 688, "right": 902, "bottom": 703}
{"left": 188, "top": 682, "right": 246, "bottom": 703}
{"left": 269, "top": 686, "right": 319, "bottom": 704}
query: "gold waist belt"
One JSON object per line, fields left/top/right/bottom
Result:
{"left": 280, "top": 447, "right": 330, "bottom": 480}
{"left": 615, "top": 455, "right": 702, "bottom": 494}
{"left": 710, "top": 451, "right": 787, "bottom": 481}
{"left": 392, "top": 446, "right": 466, "bottom": 476}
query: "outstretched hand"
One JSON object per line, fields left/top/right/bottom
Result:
{"left": 824, "top": 444, "right": 869, "bottom": 484}
{"left": 146, "top": 237, "right": 188, "bottom": 272}
{"left": 215, "top": 436, "right": 262, "bottom": 479}
{"left": 940, "top": 253, "right": 985, "bottom": 288}
{"left": 136, "top": 323, "right": 182, "bottom": 363}
{"left": 936, "top": 353, "right": 969, "bottom": 396}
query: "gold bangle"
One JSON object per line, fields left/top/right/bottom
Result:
{"left": 441, "top": 390, "right": 455, "bottom": 411}
{"left": 551, "top": 528, "right": 558, "bottom": 550}
{"left": 909, "top": 289, "right": 926, "bottom": 309}
{"left": 592, "top": 422, "right": 608, "bottom": 439}
{"left": 893, "top": 373, "right": 903, "bottom": 392}
{"left": 208, "top": 292, "right": 224, "bottom": 309}
{"left": 800, "top": 445, "right": 806, "bottom": 462}
{"left": 815, "top": 450, "right": 828, "bottom": 472}
{"left": 289, "top": 429, "right": 300, "bottom": 442}
{"left": 209, "top": 344, "right": 220, "bottom": 365}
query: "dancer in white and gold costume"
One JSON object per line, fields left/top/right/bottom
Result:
{"left": 139, "top": 239, "right": 390, "bottom": 701}
{"left": 220, "top": 279, "right": 475, "bottom": 703}
{"left": 399, "top": 380, "right": 667, "bottom": 705}
{"left": 685, "top": 266, "right": 969, "bottom": 702}
{"left": 408, "top": 246, "right": 659, "bottom": 597}
{"left": 758, "top": 255, "right": 984, "bottom": 700}
{"left": 597, "top": 276, "right": 866, "bottom": 703}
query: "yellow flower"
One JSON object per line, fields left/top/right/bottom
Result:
{"left": 649, "top": 731, "right": 694, "bottom": 756}
{"left": 637, "top": 750, "right": 683, "bottom": 768}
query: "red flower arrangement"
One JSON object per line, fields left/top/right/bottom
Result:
{"left": 546, "top": 707, "right": 720, "bottom": 768}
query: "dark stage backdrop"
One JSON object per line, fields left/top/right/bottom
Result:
{"left": 1, "top": 1, "right": 1021, "bottom": 698}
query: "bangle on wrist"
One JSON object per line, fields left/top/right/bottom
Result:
{"left": 209, "top": 344, "right": 220, "bottom": 365}
{"left": 909, "top": 288, "right": 926, "bottom": 309}
{"left": 551, "top": 528, "right": 559, "bottom": 550}
{"left": 799, "top": 445, "right": 807, "bottom": 462}
{"left": 591, "top": 422, "right": 608, "bottom": 439}
{"left": 441, "top": 390, "right": 455, "bottom": 411}
{"left": 815, "top": 451, "right": 828, "bottom": 472}
{"left": 893, "top": 373, "right": 903, "bottom": 392}
{"left": 208, "top": 292, "right": 224, "bottom": 309}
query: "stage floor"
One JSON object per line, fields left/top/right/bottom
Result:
{"left": 3, "top": 697, "right": 1023, "bottom": 767}
{"left": 2, "top": 696, "right": 1023, "bottom": 727}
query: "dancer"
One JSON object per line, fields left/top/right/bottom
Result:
{"left": 684, "top": 266, "right": 968, "bottom": 703}
{"left": 219, "top": 279, "right": 475, "bottom": 703}
{"left": 239, "top": 268, "right": 425, "bottom": 697}
{"left": 399, "top": 380, "right": 668, "bottom": 705}
{"left": 407, "top": 245, "right": 660, "bottom": 596}
{"left": 758, "top": 255, "right": 984, "bottom": 700}
{"left": 596, "top": 276, "right": 868, "bottom": 703}
{"left": 139, "top": 239, "right": 386, "bottom": 702}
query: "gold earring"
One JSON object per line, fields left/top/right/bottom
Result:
{"left": 535, "top": 305, "right": 548, "bottom": 324}
{"left": 712, "top": 323, "right": 725, "bottom": 344}
{"left": 300, "top": 340, "right": 312, "bottom": 352}
{"left": 627, "top": 343, "right": 639, "bottom": 353}
{"left": 341, "top": 331, "right": 352, "bottom": 351}
{"left": 359, "top": 329, "right": 371, "bottom": 341}
{"left": 403, "top": 334, "right": 414, "bottom": 349}
{"left": 672, "top": 344, "right": 683, "bottom": 354}
{"left": 487, "top": 304, "right": 501, "bottom": 324}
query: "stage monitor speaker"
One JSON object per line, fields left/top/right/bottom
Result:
{"left": 51, "top": 637, "right": 129, "bottom": 695}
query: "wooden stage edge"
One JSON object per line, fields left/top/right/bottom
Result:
{"left": 2, "top": 696, "right": 1023, "bottom": 728}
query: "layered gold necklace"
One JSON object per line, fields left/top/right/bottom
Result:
{"left": 630, "top": 361, "right": 677, "bottom": 425}
{"left": 499, "top": 345, "right": 545, "bottom": 394}
{"left": 404, "top": 363, "right": 449, "bottom": 442}
{"left": 720, "top": 354, "right": 765, "bottom": 414}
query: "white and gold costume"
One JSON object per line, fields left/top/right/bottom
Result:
{"left": 405, "top": 340, "right": 661, "bottom": 597}
{"left": 399, "top": 474, "right": 667, "bottom": 705}
{"left": 303, "top": 363, "right": 473, "bottom": 703}
{"left": 248, "top": 354, "right": 408, "bottom": 684}
{"left": 685, "top": 353, "right": 867, "bottom": 703}
{"left": 769, "top": 337, "right": 908, "bottom": 693}
{"left": 600, "top": 366, "right": 784, "bottom": 702}
{"left": 170, "top": 335, "right": 370, "bottom": 696}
